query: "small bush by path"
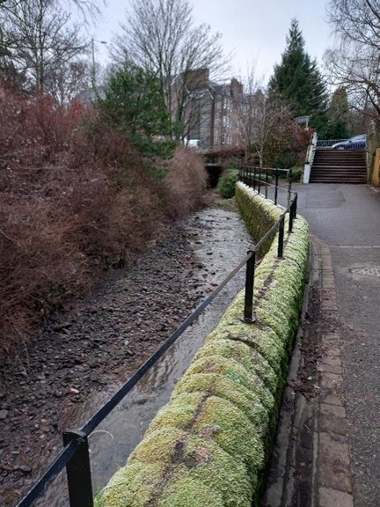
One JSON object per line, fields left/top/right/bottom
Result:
{"left": 217, "top": 169, "right": 239, "bottom": 198}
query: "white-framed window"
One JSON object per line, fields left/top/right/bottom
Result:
{"left": 223, "top": 98, "right": 231, "bottom": 111}
{"left": 222, "top": 115, "right": 231, "bottom": 128}
{"left": 221, "top": 133, "right": 231, "bottom": 145}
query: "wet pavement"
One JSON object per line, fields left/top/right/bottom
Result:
{"left": 265, "top": 183, "right": 380, "bottom": 507}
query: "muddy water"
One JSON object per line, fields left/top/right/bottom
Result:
{"left": 40, "top": 207, "right": 253, "bottom": 505}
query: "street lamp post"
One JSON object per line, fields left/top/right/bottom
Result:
{"left": 91, "top": 38, "right": 107, "bottom": 88}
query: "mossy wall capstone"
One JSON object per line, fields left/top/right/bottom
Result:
{"left": 98, "top": 182, "right": 309, "bottom": 507}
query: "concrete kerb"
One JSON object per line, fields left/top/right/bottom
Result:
{"left": 313, "top": 235, "right": 353, "bottom": 506}
{"left": 263, "top": 234, "right": 354, "bottom": 507}
{"left": 262, "top": 238, "right": 321, "bottom": 507}
{"left": 96, "top": 184, "right": 310, "bottom": 507}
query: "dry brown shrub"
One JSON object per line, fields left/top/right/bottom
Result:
{"left": 164, "top": 147, "right": 208, "bottom": 218}
{"left": 0, "top": 88, "right": 165, "bottom": 351}
{"left": 0, "top": 87, "right": 208, "bottom": 355}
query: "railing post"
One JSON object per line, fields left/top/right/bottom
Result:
{"left": 277, "top": 215, "right": 285, "bottom": 258}
{"left": 63, "top": 429, "right": 94, "bottom": 507}
{"left": 288, "top": 199, "right": 295, "bottom": 233}
{"left": 287, "top": 170, "right": 292, "bottom": 205}
{"left": 258, "top": 167, "right": 262, "bottom": 194}
{"left": 265, "top": 169, "right": 268, "bottom": 199}
{"left": 288, "top": 193, "right": 298, "bottom": 232}
{"left": 274, "top": 170, "right": 279, "bottom": 205}
{"left": 253, "top": 167, "right": 256, "bottom": 190}
{"left": 242, "top": 250, "right": 256, "bottom": 323}
{"left": 293, "top": 192, "right": 298, "bottom": 218}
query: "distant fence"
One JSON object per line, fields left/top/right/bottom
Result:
{"left": 316, "top": 139, "right": 345, "bottom": 148}
{"left": 16, "top": 176, "right": 298, "bottom": 507}
{"left": 316, "top": 138, "right": 367, "bottom": 149}
{"left": 238, "top": 166, "right": 294, "bottom": 209}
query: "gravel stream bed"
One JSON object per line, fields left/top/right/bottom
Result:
{"left": 0, "top": 201, "right": 252, "bottom": 507}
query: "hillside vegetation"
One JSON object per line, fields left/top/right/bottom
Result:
{"left": 0, "top": 85, "right": 208, "bottom": 355}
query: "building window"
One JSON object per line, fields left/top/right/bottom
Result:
{"left": 223, "top": 98, "right": 231, "bottom": 111}
{"left": 222, "top": 115, "right": 232, "bottom": 128}
{"left": 221, "top": 133, "right": 231, "bottom": 145}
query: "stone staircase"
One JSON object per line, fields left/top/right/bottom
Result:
{"left": 310, "top": 148, "right": 367, "bottom": 184}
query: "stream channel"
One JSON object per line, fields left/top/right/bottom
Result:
{"left": 38, "top": 205, "right": 253, "bottom": 506}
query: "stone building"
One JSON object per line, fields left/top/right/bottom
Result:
{"left": 175, "top": 68, "right": 245, "bottom": 149}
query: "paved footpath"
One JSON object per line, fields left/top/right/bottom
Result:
{"left": 263, "top": 183, "right": 380, "bottom": 507}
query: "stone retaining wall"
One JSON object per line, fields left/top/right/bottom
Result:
{"left": 97, "top": 182, "right": 309, "bottom": 507}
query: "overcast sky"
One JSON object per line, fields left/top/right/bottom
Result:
{"left": 93, "top": 0, "right": 335, "bottom": 84}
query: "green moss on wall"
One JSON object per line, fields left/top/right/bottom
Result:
{"left": 147, "top": 392, "right": 205, "bottom": 433}
{"left": 98, "top": 182, "right": 309, "bottom": 507}
{"left": 101, "top": 433, "right": 254, "bottom": 507}
{"left": 170, "top": 373, "right": 270, "bottom": 430}
{"left": 192, "top": 340, "right": 278, "bottom": 395}
{"left": 98, "top": 462, "right": 166, "bottom": 507}
{"left": 155, "top": 436, "right": 254, "bottom": 507}
{"left": 181, "top": 355, "right": 274, "bottom": 409}
{"left": 235, "top": 183, "right": 283, "bottom": 255}
{"left": 156, "top": 476, "right": 225, "bottom": 507}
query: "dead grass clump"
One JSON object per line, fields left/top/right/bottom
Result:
{"left": 164, "top": 147, "right": 208, "bottom": 218}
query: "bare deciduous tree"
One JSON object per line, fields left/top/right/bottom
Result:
{"left": 46, "top": 59, "right": 92, "bottom": 103}
{"left": 233, "top": 66, "right": 263, "bottom": 161}
{"left": 112, "top": 0, "right": 230, "bottom": 139}
{"left": 327, "top": 0, "right": 380, "bottom": 49}
{"left": 325, "top": 0, "right": 380, "bottom": 124}
{"left": 0, "top": 0, "right": 87, "bottom": 94}
{"left": 0, "top": 0, "right": 101, "bottom": 19}
{"left": 234, "top": 66, "right": 295, "bottom": 167}
{"left": 249, "top": 94, "right": 296, "bottom": 168}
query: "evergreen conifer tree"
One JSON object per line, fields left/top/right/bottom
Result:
{"left": 325, "top": 87, "right": 350, "bottom": 139}
{"left": 268, "top": 18, "right": 328, "bottom": 136}
{"left": 96, "top": 63, "right": 170, "bottom": 151}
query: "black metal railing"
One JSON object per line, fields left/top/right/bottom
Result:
{"left": 316, "top": 138, "right": 345, "bottom": 148}
{"left": 316, "top": 138, "right": 367, "bottom": 149}
{"left": 238, "top": 166, "right": 293, "bottom": 208}
{"left": 16, "top": 181, "right": 298, "bottom": 507}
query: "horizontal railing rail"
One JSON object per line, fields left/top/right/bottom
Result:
{"left": 16, "top": 180, "right": 298, "bottom": 507}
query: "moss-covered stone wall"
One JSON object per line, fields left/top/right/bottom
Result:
{"left": 235, "top": 182, "right": 284, "bottom": 255}
{"left": 97, "top": 182, "right": 309, "bottom": 507}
